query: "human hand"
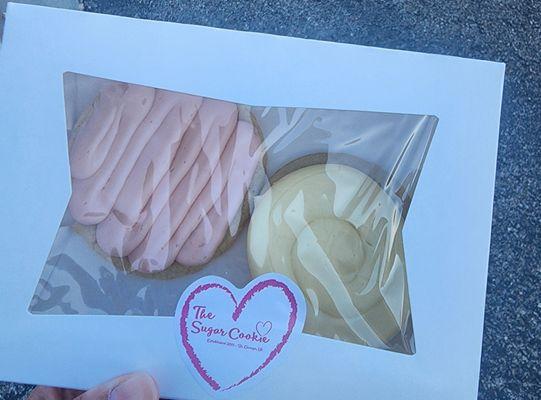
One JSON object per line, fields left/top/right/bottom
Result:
{"left": 28, "top": 372, "right": 159, "bottom": 400}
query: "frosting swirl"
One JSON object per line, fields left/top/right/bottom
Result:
{"left": 247, "top": 164, "right": 411, "bottom": 351}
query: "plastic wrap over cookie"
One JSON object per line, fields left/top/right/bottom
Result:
{"left": 244, "top": 107, "right": 437, "bottom": 353}
{"left": 30, "top": 73, "right": 437, "bottom": 356}
{"left": 66, "top": 79, "right": 264, "bottom": 274}
{"left": 248, "top": 164, "right": 411, "bottom": 352}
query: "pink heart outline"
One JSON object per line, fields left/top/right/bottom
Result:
{"left": 256, "top": 321, "right": 272, "bottom": 337}
{"left": 179, "top": 279, "right": 298, "bottom": 392}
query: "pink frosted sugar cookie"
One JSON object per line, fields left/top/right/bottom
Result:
{"left": 95, "top": 98, "right": 237, "bottom": 257}
{"left": 68, "top": 82, "right": 264, "bottom": 274}
{"left": 130, "top": 120, "right": 260, "bottom": 273}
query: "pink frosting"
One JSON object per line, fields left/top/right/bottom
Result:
{"left": 128, "top": 123, "right": 240, "bottom": 271}
{"left": 177, "top": 124, "right": 262, "bottom": 266}
{"left": 95, "top": 99, "right": 237, "bottom": 257}
{"left": 69, "top": 83, "right": 127, "bottom": 180}
{"left": 112, "top": 98, "right": 236, "bottom": 226}
{"left": 69, "top": 84, "right": 263, "bottom": 272}
{"left": 69, "top": 87, "right": 201, "bottom": 225}
{"left": 129, "top": 121, "right": 259, "bottom": 272}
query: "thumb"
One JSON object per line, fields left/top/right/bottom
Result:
{"left": 76, "top": 372, "right": 159, "bottom": 400}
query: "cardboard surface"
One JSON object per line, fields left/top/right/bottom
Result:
{"left": 0, "top": 4, "right": 504, "bottom": 399}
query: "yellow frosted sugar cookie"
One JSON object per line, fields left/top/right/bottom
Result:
{"left": 247, "top": 164, "right": 413, "bottom": 352}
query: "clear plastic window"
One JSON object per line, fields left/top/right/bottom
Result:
{"left": 30, "top": 72, "right": 438, "bottom": 355}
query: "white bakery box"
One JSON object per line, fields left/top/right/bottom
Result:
{"left": 0, "top": 4, "right": 504, "bottom": 400}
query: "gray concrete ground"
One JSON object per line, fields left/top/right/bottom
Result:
{"left": 1, "top": 1, "right": 540, "bottom": 399}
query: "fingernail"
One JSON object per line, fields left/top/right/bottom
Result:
{"left": 108, "top": 373, "right": 157, "bottom": 400}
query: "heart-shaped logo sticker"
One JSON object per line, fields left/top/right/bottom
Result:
{"left": 175, "top": 274, "right": 306, "bottom": 396}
